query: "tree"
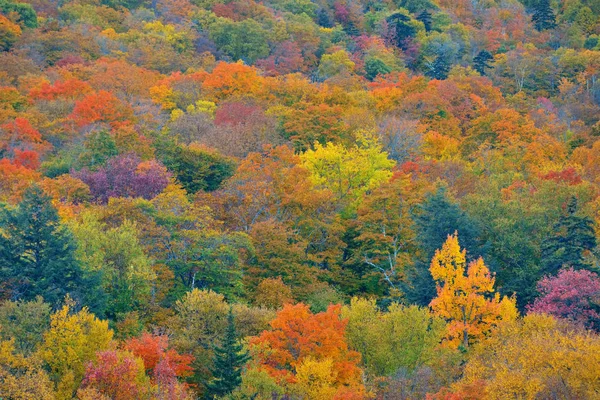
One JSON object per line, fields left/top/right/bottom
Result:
{"left": 157, "top": 142, "right": 235, "bottom": 194}
{"left": 405, "top": 187, "right": 486, "bottom": 306}
{"left": 531, "top": 0, "right": 557, "bottom": 31}
{"left": 250, "top": 303, "right": 365, "bottom": 398}
{"left": 365, "top": 57, "right": 392, "bottom": 81}
{"left": 473, "top": 50, "right": 493, "bottom": 76}
{"left": 0, "top": 0, "right": 37, "bottom": 28}
{"left": 528, "top": 268, "right": 600, "bottom": 331}
{"left": 540, "top": 197, "right": 597, "bottom": 276}
{"left": 300, "top": 131, "right": 395, "bottom": 213}
{"left": 429, "top": 234, "right": 518, "bottom": 349}
{"left": 206, "top": 307, "right": 250, "bottom": 398}
{"left": 417, "top": 9, "right": 433, "bottom": 32}
{"left": 458, "top": 314, "right": 600, "bottom": 399}
{"left": 79, "top": 350, "right": 150, "bottom": 400}
{"left": 124, "top": 333, "right": 193, "bottom": 379}
{"left": 74, "top": 153, "right": 171, "bottom": 203}
{"left": 0, "top": 185, "right": 104, "bottom": 312}
{"left": 40, "top": 301, "right": 114, "bottom": 399}
{"left": 341, "top": 297, "right": 452, "bottom": 377}
{"left": 0, "top": 297, "right": 50, "bottom": 355}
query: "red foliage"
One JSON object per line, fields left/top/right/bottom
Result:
{"left": 540, "top": 168, "right": 583, "bottom": 186}
{"left": 528, "top": 268, "right": 600, "bottom": 329}
{"left": 214, "top": 102, "right": 262, "bottom": 126}
{"left": 124, "top": 332, "right": 194, "bottom": 378}
{"left": 81, "top": 351, "right": 148, "bottom": 400}
{"left": 29, "top": 79, "right": 93, "bottom": 101}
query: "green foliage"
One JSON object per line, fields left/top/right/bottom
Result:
{"left": 0, "top": 297, "right": 50, "bottom": 354}
{"left": 158, "top": 141, "right": 236, "bottom": 194}
{"left": 0, "top": 0, "right": 37, "bottom": 28}
{"left": 0, "top": 186, "right": 105, "bottom": 314}
{"left": 206, "top": 308, "right": 250, "bottom": 398}
{"left": 532, "top": 0, "right": 557, "bottom": 31}
{"left": 540, "top": 197, "right": 597, "bottom": 276}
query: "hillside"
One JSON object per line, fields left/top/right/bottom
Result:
{"left": 1, "top": 0, "right": 600, "bottom": 398}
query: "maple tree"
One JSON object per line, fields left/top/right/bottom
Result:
{"left": 250, "top": 303, "right": 365, "bottom": 398}
{"left": 429, "top": 233, "right": 518, "bottom": 348}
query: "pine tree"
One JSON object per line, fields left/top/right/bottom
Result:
{"left": 0, "top": 185, "right": 105, "bottom": 312}
{"left": 206, "top": 307, "right": 250, "bottom": 398}
{"left": 417, "top": 9, "right": 433, "bottom": 32}
{"left": 540, "top": 197, "right": 597, "bottom": 276}
{"left": 404, "top": 187, "right": 488, "bottom": 305}
{"left": 532, "top": 0, "right": 557, "bottom": 31}
{"left": 426, "top": 55, "right": 451, "bottom": 80}
{"left": 473, "top": 50, "right": 493, "bottom": 76}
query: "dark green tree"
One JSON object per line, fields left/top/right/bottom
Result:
{"left": 365, "top": 57, "right": 392, "bottom": 81}
{"left": 0, "top": 185, "right": 105, "bottom": 313}
{"left": 426, "top": 54, "right": 451, "bottom": 80}
{"left": 532, "top": 0, "right": 557, "bottom": 31}
{"left": 473, "top": 50, "right": 494, "bottom": 76}
{"left": 404, "top": 187, "right": 488, "bottom": 305}
{"left": 386, "top": 13, "right": 416, "bottom": 50}
{"left": 206, "top": 307, "right": 250, "bottom": 398}
{"left": 417, "top": 9, "right": 433, "bottom": 32}
{"left": 76, "top": 130, "right": 119, "bottom": 170}
{"left": 540, "top": 197, "right": 597, "bottom": 276}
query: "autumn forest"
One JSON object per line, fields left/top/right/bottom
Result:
{"left": 0, "top": 0, "right": 600, "bottom": 398}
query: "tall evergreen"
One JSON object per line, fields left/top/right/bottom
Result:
{"left": 0, "top": 185, "right": 104, "bottom": 312}
{"left": 540, "top": 197, "right": 597, "bottom": 276}
{"left": 404, "top": 187, "right": 488, "bottom": 305}
{"left": 206, "top": 307, "right": 250, "bottom": 399}
{"left": 417, "top": 9, "right": 433, "bottom": 32}
{"left": 532, "top": 0, "right": 557, "bottom": 31}
{"left": 473, "top": 50, "right": 493, "bottom": 76}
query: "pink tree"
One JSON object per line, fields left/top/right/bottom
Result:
{"left": 528, "top": 268, "right": 600, "bottom": 330}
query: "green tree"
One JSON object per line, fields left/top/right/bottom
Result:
{"left": 473, "top": 50, "right": 493, "bottom": 76}
{"left": 365, "top": 57, "right": 392, "bottom": 81}
{"left": 0, "top": 0, "right": 37, "bottom": 28}
{"left": 532, "top": 0, "right": 557, "bottom": 31}
{"left": 0, "top": 186, "right": 105, "bottom": 313}
{"left": 206, "top": 307, "right": 250, "bottom": 398}
{"left": 404, "top": 187, "right": 487, "bottom": 306}
{"left": 540, "top": 197, "right": 597, "bottom": 276}
{"left": 417, "top": 9, "right": 433, "bottom": 32}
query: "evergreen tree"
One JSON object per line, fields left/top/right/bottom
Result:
{"left": 532, "top": 0, "right": 557, "bottom": 31}
{"left": 404, "top": 187, "right": 488, "bottom": 305}
{"left": 386, "top": 13, "right": 416, "bottom": 50}
{"left": 365, "top": 57, "right": 392, "bottom": 81}
{"left": 426, "top": 54, "right": 451, "bottom": 80}
{"left": 206, "top": 307, "right": 250, "bottom": 398}
{"left": 473, "top": 50, "right": 493, "bottom": 76}
{"left": 417, "top": 9, "right": 433, "bottom": 32}
{"left": 0, "top": 185, "right": 105, "bottom": 312}
{"left": 540, "top": 197, "right": 597, "bottom": 276}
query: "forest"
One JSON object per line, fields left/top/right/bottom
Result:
{"left": 1, "top": 0, "right": 600, "bottom": 398}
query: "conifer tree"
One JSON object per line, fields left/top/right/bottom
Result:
{"left": 473, "top": 50, "right": 493, "bottom": 76}
{"left": 206, "top": 307, "right": 250, "bottom": 398}
{"left": 0, "top": 185, "right": 104, "bottom": 312}
{"left": 417, "top": 9, "right": 433, "bottom": 32}
{"left": 532, "top": 0, "right": 557, "bottom": 31}
{"left": 540, "top": 197, "right": 597, "bottom": 276}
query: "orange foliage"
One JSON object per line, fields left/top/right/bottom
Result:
{"left": 69, "top": 91, "right": 134, "bottom": 128}
{"left": 250, "top": 303, "right": 364, "bottom": 391}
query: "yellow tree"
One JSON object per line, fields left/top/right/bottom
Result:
{"left": 429, "top": 233, "right": 517, "bottom": 349}
{"left": 39, "top": 300, "right": 114, "bottom": 399}
{"left": 300, "top": 130, "right": 395, "bottom": 213}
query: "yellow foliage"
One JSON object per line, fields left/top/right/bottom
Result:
{"left": 460, "top": 314, "right": 600, "bottom": 399}
{"left": 39, "top": 301, "right": 114, "bottom": 399}
{"left": 429, "top": 233, "right": 518, "bottom": 348}
{"left": 293, "top": 357, "right": 338, "bottom": 400}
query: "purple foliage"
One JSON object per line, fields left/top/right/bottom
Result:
{"left": 528, "top": 268, "right": 600, "bottom": 330}
{"left": 74, "top": 153, "right": 171, "bottom": 203}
